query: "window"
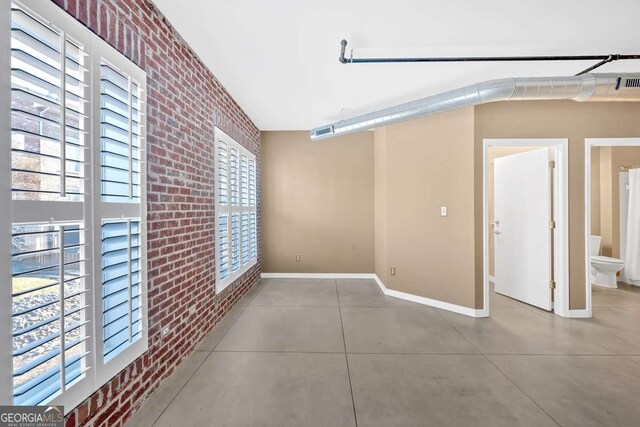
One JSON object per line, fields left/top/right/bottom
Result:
{"left": 1, "top": 0, "right": 147, "bottom": 412}
{"left": 214, "top": 128, "right": 257, "bottom": 293}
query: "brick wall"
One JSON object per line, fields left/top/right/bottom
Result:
{"left": 47, "top": 1, "right": 262, "bottom": 425}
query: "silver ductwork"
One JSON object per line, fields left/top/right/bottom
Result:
{"left": 310, "top": 73, "right": 640, "bottom": 141}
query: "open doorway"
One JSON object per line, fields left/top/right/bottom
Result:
{"left": 585, "top": 138, "right": 640, "bottom": 315}
{"left": 482, "top": 139, "right": 569, "bottom": 317}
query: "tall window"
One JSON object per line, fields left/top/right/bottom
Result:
{"left": 1, "top": 0, "right": 147, "bottom": 412}
{"left": 214, "top": 128, "right": 257, "bottom": 293}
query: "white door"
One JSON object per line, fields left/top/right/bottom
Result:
{"left": 494, "top": 147, "right": 553, "bottom": 310}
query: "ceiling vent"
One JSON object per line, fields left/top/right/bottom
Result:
{"left": 624, "top": 78, "right": 640, "bottom": 88}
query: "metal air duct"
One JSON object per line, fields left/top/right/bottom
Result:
{"left": 310, "top": 73, "right": 640, "bottom": 141}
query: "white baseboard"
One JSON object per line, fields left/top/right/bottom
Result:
{"left": 260, "top": 273, "right": 485, "bottom": 318}
{"left": 374, "top": 275, "right": 486, "bottom": 318}
{"left": 261, "top": 273, "right": 374, "bottom": 279}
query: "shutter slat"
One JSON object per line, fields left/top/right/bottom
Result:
{"left": 101, "top": 220, "right": 143, "bottom": 362}
{"left": 100, "top": 64, "right": 141, "bottom": 203}
{"left": 11, "top": 3, "right": 87, "bottom": 202}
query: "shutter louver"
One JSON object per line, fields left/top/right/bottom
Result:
{"left": 230, "top": 148, "right": 239, "bottom": 207}
{"left": 218, "top": 214, "right": 229, "bottom": 280}
{"left": 101, "top": 220, "right": 142, "bottom": 363}
{"left": 217, "top": 141, "right": 228, "bottom": 206}
{"left": 100, "top": 63, "right": 141, "bottom": 203}
{"left": 241, "top": 213, "right": 249, "bottom": 265}
{"left": 231, "top": 213, "right": 240, "bottom": 272}
{"left": 11, "top": 224, "right": 89, "bottom": 405}
{"left": 250, "top": 213, "right": 257, "bottom": 260}
{"left": 240, "top": 154, "right": 248, "bottom": 207}
{"left": 248, "top": 159, "right": 256, "bottom": 206}
{"left": 11, "top": 5, "right": 87, "bottom": 202}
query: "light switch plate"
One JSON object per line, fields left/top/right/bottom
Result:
{"left": 441, "top": 206, "right": 448, "bottom": 217}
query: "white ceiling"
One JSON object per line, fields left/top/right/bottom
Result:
{"left": 152, "top": 0, "right": 640, "bottom": 130}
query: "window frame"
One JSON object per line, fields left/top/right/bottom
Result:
{"left": 214, "top": 127, "right": 256, "bottom": 294}
{"left": 1, "top": 0, "right": 147, "bottom": 412}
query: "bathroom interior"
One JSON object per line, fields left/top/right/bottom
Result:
{"left": 590, "top": 145, "right": 640, "bottom": 298}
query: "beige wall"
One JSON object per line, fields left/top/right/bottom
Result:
{"left": 475, "top": 101, "right": 640, "bottom": 309}
{"left": 374, "top": 127, "right": 389, "bottom": 284}
{"left": 591, "top": 147, "right": 601, "bottom": 235}
{"left": 376, "top": 108, "right": 477, "bottom": 308}
{"left": 599, "top": 147, "right": 614, "bottom": 256}
{"left": 260, "top": 131, "right": 375, "bottom": 273}
{"left": 260, "top": 101, "right": 640, "bottom": 313}
{"left": 593, "top": 146, "right": 640, "bottom": 257}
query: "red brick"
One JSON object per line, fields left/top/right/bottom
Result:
{"left": 48, "top": 0, "right": 262, "bottom": 425}
{"left": 64, "top": 410, "right": 76, "bottom": 427}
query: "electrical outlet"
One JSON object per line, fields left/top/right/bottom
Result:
{"left": 390, "top": 266, "right": 396, "bottom": 276}
{"left": 189, "top": 306, "right": 196, "bottom": 316}
{"left": 161, "top": 326, "right": 170, "bottom": 338}
{"left": 441, "top": 206, "right": 448, "bottom": 217}
{"left": 296, "top": 254, "right": 301, "bottom": 262}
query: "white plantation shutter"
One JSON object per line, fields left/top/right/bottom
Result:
{"left": 231, "top": 213, "right": 240, "bottom": 272}
{"left": 248, "top": 159, "right": 256, "bottom": 206}
{"left": 249, "top": 159, "right": 257, "bottom": 259}
{"left": 218, "top": 214, "right": 230, "bottom": 280}
{"left": 230, "top": 147, "right": 239, "bottom": 207}
{"left": 92, "top": 42, "right": 147, "bottom": 385}
{"left": 241, "top": 213, "right": 249, "bottom": 265}
{"left": 8, "top": 2, "right": 91, "bottom": 409}
{"left": 100, "top": 220, "right": 142, "bottom": 363}
{"left": 216, "top": 140, "right": 230, "bottom": 281}
{"left": 250, "top": 213, "right": 257, "bottom": 260}
{"left": 99, "top": 64, "right": 142, "bottom": 203}
{"left": 11, "top": 7, "right": 87, "bottom": 202}
{"left": 2, "top": 0, "right": 147, "bottom": 411}
{"left": 240, "top": 154, "right": 248, "bottom": 207}
{"left": 11, "top": 224, "right": 89, "bottom": 406}
{"left": 214, "top": 128, "right": 256, "bottom": 293}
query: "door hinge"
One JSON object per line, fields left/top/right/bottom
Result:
{"left": 549, "top": 280, "right": 556, "bottom": 290}
{"left": 549, "top": 160, "right": 556, "bottom": 169}
{"left": 549, "top": 220, "right": 556, "bottom": 229}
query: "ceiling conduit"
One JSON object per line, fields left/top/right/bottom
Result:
{"left": 310, "top": 73, "right": 640, "bottom": 141}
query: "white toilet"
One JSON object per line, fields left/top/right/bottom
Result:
{"left": 590, "top": 235, "right": 625, "bottom": 289}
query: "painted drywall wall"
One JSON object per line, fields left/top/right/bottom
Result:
{"left": 594, "top": 146, "right": 640, "bottom": 258}
{"left": 591, "top": 147, "right": 601, "bottom": 236}
{"left": 374, "top": 127, "right": 389, "bottom": 284}
{"left": 475, "top": 101, "right": 640, "bottom": 310}
{"left": 260, "top": 131, "right": 375, "bottom": 273}
{"left": 599, "top": 147, "right": 614, "bottom": 257}
{"left": 260, "top": 102, "right": 639, "bottom": 313}
{"left": 377, "top": 108, "right": 477, "bottom": 308}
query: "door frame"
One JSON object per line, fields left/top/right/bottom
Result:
{"left": 584, "top": 138, "right": 640, "bottom": 318}
{"left": 482, "top": 139, "right": 569, "bottom": 317}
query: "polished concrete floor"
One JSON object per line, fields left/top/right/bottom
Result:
{"left": 127, "top": 279, "right": 640, "bottom": 427}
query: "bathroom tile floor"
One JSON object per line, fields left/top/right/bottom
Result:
{"left": 127, "top": 279, "right": 640, "bottom": 427}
